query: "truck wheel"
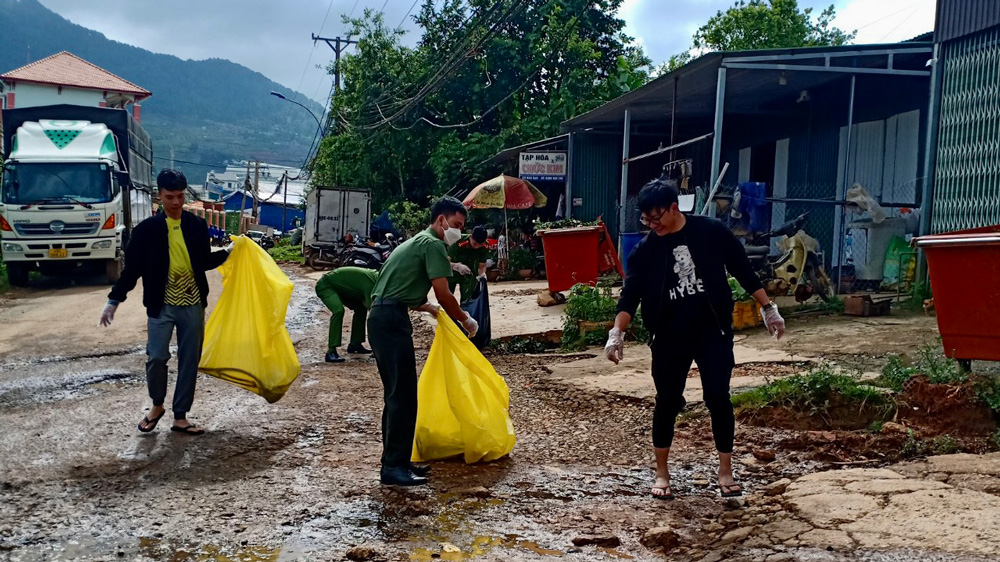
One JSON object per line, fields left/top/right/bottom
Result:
{"left": 105, "top": 258, "right": 124, "bottom": 284}
{"left": 6, "top": 263, "right": 30, "bottom": 287}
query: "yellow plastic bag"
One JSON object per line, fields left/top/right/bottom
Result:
{"left": 412, "top": 309, "right": 517, "bottom": 464}
{"left": 199, "top": 236, "right": 300, "bottom": 402}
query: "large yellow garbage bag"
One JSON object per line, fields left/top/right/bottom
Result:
{"left": 412, "top": 309, "right": 516, "bottom": 463}
{"left": 199, "top": 236, "right": 300, "bottom": 403}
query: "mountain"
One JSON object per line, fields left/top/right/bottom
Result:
{"left": 0, "top": 0, "right": 324, "bottom": 183}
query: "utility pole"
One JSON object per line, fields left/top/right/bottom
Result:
{"left": 281, "top": 172, "right": 288, "bottom": 235}
{"left": 252, "top": 161, "right": 260, "bottom": 220}
{"left": 312, "top": 35, "right": 358, "bottom": 93}
{"left": 239, "top": 160, "right": 250, "bottom": 234}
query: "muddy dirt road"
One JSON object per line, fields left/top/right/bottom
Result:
{"left": 0, "top": 268, "right": 988, "bottom": 562}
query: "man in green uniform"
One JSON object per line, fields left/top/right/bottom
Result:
{"left": 316, "top": 266, "right": 378, "bottom": 363}
{"left": 368, "top": 196, "right": 479, "bottom": 487}
{"left": 448, "top": 226, "right": 490, "bottom": 302}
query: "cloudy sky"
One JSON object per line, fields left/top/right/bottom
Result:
{"left": 37, "top": 0, "right": 936, "bottom": 104}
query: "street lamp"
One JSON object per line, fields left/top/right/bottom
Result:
{"left": 270, "top": 91, "right": 324, "bottom": 134}
{"left": 270, "top": 91, "right": 325, "bottom": 235}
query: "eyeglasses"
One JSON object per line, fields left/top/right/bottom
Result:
{"left": 640, "top": 210, "right": 666, "bottom": 227}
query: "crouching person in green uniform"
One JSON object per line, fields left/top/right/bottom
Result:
{"left": 448, "top": 226, "right": 490, "bottom": 302}
{"left": 316, "top": 266, "right": 378, "bottom": 363}
{"left": 368, "top": 196, "right": 480, "bottom": 487}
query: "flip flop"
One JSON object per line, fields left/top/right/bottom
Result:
{"left": 137, "top": 410, "right": 165, "bottom": 433}
{"left": 170, "top": 425, "right": 206, "bottom": 436}
{"left": 719, "top": 483, "right": 743, "bottom": 497}
{"left": 651, "top": 484, "right": 675, "bottom": 501}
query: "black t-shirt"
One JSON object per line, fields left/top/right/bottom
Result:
{"left": 617, "top": 215, "right": 763, "bottom": 340}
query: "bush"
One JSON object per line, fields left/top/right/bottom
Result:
{"left": 876, "top": 345, "right": 965, "bottom": 391}
{"left": 267, "top": 238, "right": 304, "bottom": 264}
{"left": 491, "top": 337, "right": 553, "bottom": 355}
{"left": 732, "top": 366, "right": 892, "bottom": 419}
{"left": 560, "top": 281, "right": 647, "bottom": 350}
{"left": 0, "top": 259, "right": 8, "bottom": 291}
{"left": 507, "top": 247, "right": 536, "bottom": 271}
{"left": 387, "top": 201, "right": 430, "bottom": 238}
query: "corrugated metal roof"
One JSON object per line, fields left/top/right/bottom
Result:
{"left": 1, "top": 52, "right": 151, "bottom": 99}
{"left": 936, "top": 0, "right": 1000, "bottom": 43}
{"left": 561, "top": 42, "right": 932, "bottom": 132}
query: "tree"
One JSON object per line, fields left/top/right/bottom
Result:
{"left": 310, "top": 0, "right": 653, "bottom": 212}
{"left": 692, "top": 0, "right": 855, "bottom": 52}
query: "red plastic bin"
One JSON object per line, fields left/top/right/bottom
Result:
{"left": 915, "top": 225, "right": 1000, "bottom": 363}
{"left": 538, "top": 224, "right": 623, "bottom": 293}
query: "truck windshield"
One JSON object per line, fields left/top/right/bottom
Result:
{"left": 1, "top": 163, "right": 113, "bottom": 205}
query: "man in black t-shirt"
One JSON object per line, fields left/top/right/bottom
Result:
{"left": 606, "top": 179, "right": 785, "bottom": 500}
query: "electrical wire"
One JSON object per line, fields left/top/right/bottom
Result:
{"left": 397, "top": 0, "right": 420, "bottom": 30}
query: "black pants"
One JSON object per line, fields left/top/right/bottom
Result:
{"left": 650, "top": 331, "right": 736, "bottom": 453}
{"left": 368, "top": 303, "right": 417, "bottom": 468}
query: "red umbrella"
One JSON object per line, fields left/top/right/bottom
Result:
{"left": 463, "top": 174, "right": 548, "bottom": 210}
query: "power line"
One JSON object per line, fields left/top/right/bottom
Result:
{"left": 341, "top": 0, "right": 362, "bottom": 37}
{"left": 397, "top": 0, "right": 420, "bottom": 29}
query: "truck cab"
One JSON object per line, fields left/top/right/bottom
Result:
{"left": 0, "top": 107, "right": 152, "bottom": 286}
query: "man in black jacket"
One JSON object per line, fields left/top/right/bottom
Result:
{"left": 100, "top": 169, "right": 230, "bottom": 435}
{"left": 606, "top": 179, "right": 785, "bottom": 500}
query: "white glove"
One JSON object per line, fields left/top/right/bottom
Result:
{"left": 477, "top": 271, "right": 487, "bottom": 280}
{"left": 605, "top": 327, "right": 624, "bottom": 364}
{"left": 224, "top": 242, "right": 234, "bottom": 253}
{"left": 451, "top": 262, "right": 472, "bottom": 276}
{"left": 461, "top": 313, "right": 479, "bottom": 338}
{"left": 485, "top": 259, "right": 495, "bottom": 268}
{"left": 100, "top": 302, "right": 118, "bottom": 327}
{"left": 762, "top": 303, "right": 785, "bottom": 340}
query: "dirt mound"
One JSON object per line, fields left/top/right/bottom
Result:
{"left": 739, "top": 400, "right": 892, "bottom": 432}
{"left": 897, "top": 376, "right": 997, "bottom": 437}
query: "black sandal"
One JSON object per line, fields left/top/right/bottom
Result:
{"left": 170, "top": 425, "right": 206, "bottom": 436}
{"left": 137, "top": 410, "right": 165, "bottom": 433}
{"left": 652, "top": 484, "right": 675, "bottom": 501}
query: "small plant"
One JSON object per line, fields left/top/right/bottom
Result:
{"left": 492, "top": 337, "right": 551, "bottom": 355}
{"left": 533, "top": 218, "right": 598, "bottom": 231}
{"left": 731, "top": 366, "right": 894, "bottom": 421}
{"left": 875, "top": 345, "right": 964, "bottom": 391}
{"left": 267, "top": 238, "right": 304, "bottom": 263}
{"left": 0, "top": 259, "right": 8, "bottom": 292}
{"left": 901, "top": 429, "right": 925, "bottom": 457}
{"left": 973, "top": 375, "right": 1000, "bottom": 414}
{"left": 868, "top": 420, "right": 884, "bottom": 434}
{"left": 929, "top": 434, "right": 961, "bottom": 455}
{"left": 507, "top": 247, "right": 536, "bottom": 271}
{"left": 990, "top": 429, "right": 1000, "bottom": 451}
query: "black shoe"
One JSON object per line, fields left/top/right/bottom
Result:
{"left": 409, "top": 463, "right": 432, "bottom": 477}
{"left": 380, "top": 466, "right": 428, "bottom": 487}
{"left": 347, "top": 344, "right": 372, "bottom": 354}
{"left": 325, "top": 351, "right": 344, "bottom": 363}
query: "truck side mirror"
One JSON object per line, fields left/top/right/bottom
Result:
{"left": 115, "top": 171, "right": 131, "bottom": 187}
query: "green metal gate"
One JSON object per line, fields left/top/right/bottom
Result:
{"left": 933, "top": 27, "right": 1000, "bottom": 233}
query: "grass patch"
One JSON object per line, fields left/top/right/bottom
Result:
{"left": 0, "top": 260, "right": 8, "bottom": 292}
{"left": 874, "top": 345, "right": 966, "bottom": 391}
{"left": 268, "top": 239, "right": 304, "bottom": 263}
{"left": 732, "top": 366, "right": 894, "bottom": 422}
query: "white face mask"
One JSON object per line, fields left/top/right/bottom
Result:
{"left": 443, "top": 226, "right": 462, "bottom": 246}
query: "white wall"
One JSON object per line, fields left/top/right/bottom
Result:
{"left": 9, "top": 83, "right": 105, "bottom": 108}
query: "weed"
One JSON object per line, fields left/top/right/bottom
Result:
{"left": 875, "top": 345, "right": 964, "bottom": 391}
{"left": 990, "top": 429, "right": 1000, "bottom": 451}
{"left": 901, "top": 429, "right": 924, "bottom": 457}
{"left": 492, "top": 337, "right": 552, "bottom": 355}
{"left": 559, "top": 281, "right": 648, "bottom": 350}
{"left": 973, "top": 375, "right": 1000, "bottom": 414}
{"left": 0, "top": 259, "right": 8, "bottom": 292}
{"left": 268, "top": 238, "right": 304, "bottom": 263}
{"left": 929, "top": 434, "right": 961, "bottom": 455}
{"left": 731, "top": 366, "right": 894, "bottom": 420}
{"left": 868, "top": 419, "right": 884, "bottom": 434}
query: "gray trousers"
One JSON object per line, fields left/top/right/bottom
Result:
{"left": 146, "top": 304, "right": 205, "bottom": 420}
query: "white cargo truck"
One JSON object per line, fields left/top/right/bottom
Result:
{"left": 302, "top": 187, "right": 371, "bottom": 248}
{"left": 0, "top": 105, "right": 153, "bottom": 286}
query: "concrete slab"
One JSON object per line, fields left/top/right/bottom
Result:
{"left": 546, "top": 342, "right": 799, "bottom": 403}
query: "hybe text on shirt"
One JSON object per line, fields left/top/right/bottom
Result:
{"left": 669, "top": 245, "right": 705, "bottom": 300}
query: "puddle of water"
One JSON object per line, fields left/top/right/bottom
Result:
{"left": 139, "top": 537, "right": 284, "bottom": 562}
{"left": 409, "top": 535, "right": 565, "bottom": 561}
{"left": 597, "top": 546, "right": 634, "bottom": 559}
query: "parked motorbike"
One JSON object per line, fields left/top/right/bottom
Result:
{"left": 304, "top": 244, "right": 347, "bottom": 271}
{"left": 744, "top": 213, "right": 833, "bottom": 303}
{"left": 345, "top": 233, "right": 400, "bottom": 270}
